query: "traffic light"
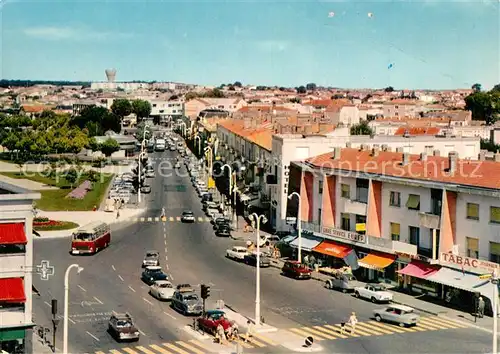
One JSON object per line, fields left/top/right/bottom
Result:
{"left": 51, "top": 299, "right": 57, "bottom": 316}
{"left": 201, "top": 284, "right": 210, "bottom": 299}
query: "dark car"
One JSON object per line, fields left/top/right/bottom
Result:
{"left": 244, "top": 253, "right": 271, "bottom": 267}
{"left": 107, "top": 312, "right": 140, "bottom": 342}
{"left": 140, "top": 185, "right": 151, "bottom": 194}
{"left": 281, "top": 260, "right": 312, "bottom": 279}
{"left": 141, "top": 266, "right": 168, "bottom": 285}
{"left": 215, "top": 225, "right": 231, "bottom": 237}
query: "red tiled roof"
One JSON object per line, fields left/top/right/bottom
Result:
{"left": 394, "top": 127, "right": 441, "bottom": 136}
{"left": 304, "top": 148, "right": 500, "bottom": 190}
{"left": 237, "top": 106, "right": 293, "bottom": 113}
{"left": 21, "top": 105, "right": 53, "bottom": 113}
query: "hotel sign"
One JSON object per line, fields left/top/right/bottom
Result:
{"left": 440, "top": 252, "right": 500, "bottom": 273}
{"left": 321, "top": 226, "right": 367, "bottom": 244}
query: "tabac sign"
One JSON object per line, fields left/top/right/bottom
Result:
{"left": 440, "top": 252, "right": 500, "bottom": 273}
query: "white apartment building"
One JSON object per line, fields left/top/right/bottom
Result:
{"left": 90, "top": 82, "right": 149, "bottom": 91}
{"left": 0, "top": 181, "right": 40, "bottom": 353}
{"left": 149, "top": 100, "right": 184, "bottom": 118}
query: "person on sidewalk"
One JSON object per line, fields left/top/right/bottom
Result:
{"left": 478, "top": 296, "right": 485, "bottom": 318}
{"left": 244, "top": 320, "right": 254, "bottom": 342}
{"left": 348, "top": 312, "right": 358, "bottom": 335}
{"left": 217, "top": 324, "right": 226, "bottom": 344}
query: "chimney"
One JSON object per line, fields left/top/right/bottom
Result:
{"left": 396, "top": 147, "right": 404, "bottom": 153}
{"left": 420, "top": 152, "right": 427, "bottom": 161}
{"left": 495, "top": 150, "right": 500, "bottom": 162}
{"left": 332, "top": 147, "right": 342, "bottom": 160}
{"left": 448, "top": 151, "right": 458, "bottom": 174}
{"left": 433, "top": 149, "right": 440, "bottom": 157}
{"left": 402, "top": 152, "right": 410, "bottom": 166}
{"left": 372, "top": 146, "right": 380, "bottom": 157}
{"left": 479, "top": 150, "right": 486, "bottom": 161}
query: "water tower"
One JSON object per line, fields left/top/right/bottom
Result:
{"left": 105, "top": 68, "right": 116, "bottom": 83}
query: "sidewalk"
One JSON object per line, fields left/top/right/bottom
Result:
{"left": 230, "top": 215, "right": 273, "bottom": 241}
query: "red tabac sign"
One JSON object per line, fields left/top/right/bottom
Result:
{"left": 440, "top": 252, "right": 500, "bottom": 273}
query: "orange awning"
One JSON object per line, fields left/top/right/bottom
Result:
{"left": 358, "top": 253, "right": 396, "bottom": 270}
{"left": 313, "top": 240, "right": 352, "bottom": 259}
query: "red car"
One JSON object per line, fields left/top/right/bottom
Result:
{"left": 197, "top": 310, "right": 234, "bottom": 336}
{"left": 282, "top": 260, "right": 312, "bottom": 279}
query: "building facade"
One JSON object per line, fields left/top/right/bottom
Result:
{"left": 0, "top": 181, "right": 40, "bottom": 353}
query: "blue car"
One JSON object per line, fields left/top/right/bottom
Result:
{"left": 141, "top": 266, "right": 168, "bottom": 285}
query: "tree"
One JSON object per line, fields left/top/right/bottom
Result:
{"left": 472, "top": 83, "right": 482, "bottom": 93}
{"left": 384, "top": 86, "right": 394, "bottom": 92}
{"left": 296, "top": 86, "right": 306, "bottom": 94}
{"left": 135, "top": 122, "right": 152, "bottom": 141}
{"left": 233, "top": 81, "right": 242, "bottom": 87}
{"left": 110, "top": 98, "right": 132, "bottom": 118}
{"left": 131, "top": 99, "right": 152, "bottom": 120}
{"left": 228, "top": 86, "right": 235, "bottom": 91}
{"left": 88, "top": 137, "right": 100, "bottom": 152}
{"left": 185, "top": 92, "right": 198, "bottom": 100}
{"left": 306, "top": 83, "right": 317, "bottom": 91}
{"left": 64, "top": 168, "right": 78, "bottom": 188}
{"left": 100, "top": 138, "right": 120, "bottom": 158}
{"left": 204, "top": 88, "right": 225, "bottom": 98}
{"left": 350, "top": 121, "right": 374, "bottom": 135}
{"left": 465, "top": 90, "right": 500, "bottom": 124}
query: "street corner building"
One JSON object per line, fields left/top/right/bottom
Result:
{"left": 0, "top": 181, "right": 40, "bottom": 353}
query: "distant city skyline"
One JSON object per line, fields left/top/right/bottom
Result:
{"left": 1, "top": 0, "right": 498, "bottom": 90}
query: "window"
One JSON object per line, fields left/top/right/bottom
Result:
{"left": 390, "top": 222, "right": 400, "bottom": 241}
{"left": 318, "top": 181, "right": 323, "bottom": 194}
{"left": 389, "top": 191, "right": 401, "bottom": 207}
{"left": 466, "top": 237, "right": 479, "bottom": 258}
{"left": 490, "top": 242, "right": 500, "bottom": 263}
{"left": 466, "top": 203, "right": 479, "bottom": 220}
{"left": 341, "top": 184, "right": 350, "bottom": 199}
{"left": 409, "top": 226, "right": 420, "bottom": 246}
{"left": 318, "top": 208, "right": 322, "bottom": 225}
{"left": 356, "top": 179, "right": 369, "bottom": 203}
{"left": 490, "top": 206, "right": 500, "bottom": 224}
{"left": 406, "top": 194, "right": 420, "bottom": 211}
{"left": 341, "top": 213, "right": 350, "bottom": 231}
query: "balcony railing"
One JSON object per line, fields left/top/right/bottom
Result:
{"left": 0, "top": 306, "right": 26, "bottom": 327}
{"left": 418, "top": 212, "right": 441, "bottom": 229}
{"left": 344, "top": 199, "right": 368, "bottom": 215}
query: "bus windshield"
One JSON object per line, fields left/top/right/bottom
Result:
{"left": 73, "top": 232, "right": 94, "bottom": 241}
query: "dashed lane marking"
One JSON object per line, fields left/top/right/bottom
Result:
{"left": 164, "top": 311, "right": 176, "bottom": 320}
{"left": 169, "top": 217, "right": 174, "bottom": 222}
{"left": 175, "top": 341, "right": 205, "bottom": 354}
{"left": 121, "top": 348, "right": 138, "bottom": 354}
{"left": 150, "top": 344, "right": 172, "bottom": 354}
{"left": 118, "top": 275, "right": 124, "bottom": 281}
{"left": 78, "top": 285, "right": 87, "bottom": 292}
{"left": 142, "top": 297, "right": 153, "bottom": 305}
{"left": 86, "top": 331, "right": 100, "bottom": 341}
{"left": 197, "top": 217, "right": 203, "bottom": 222}
{"left": 163, "top": 343, "right": 189, "bottom": 354}
{"left": 93, "top": 296, "right": 103, "bottom": 304}
{"left": 112, "top": 265, "right": 116, "bottom": 271}
{"left": 176, "top": 216, "right": 181, "bottom": 221}
{"left": 128, "top": 285, "right": 136, "bottom": 292}
{"left": 135, "top": 346, "right": 156, "bottom": 354}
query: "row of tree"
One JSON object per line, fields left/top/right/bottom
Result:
{"left": 465, "top": 84, "right": 500, "bottom": 125}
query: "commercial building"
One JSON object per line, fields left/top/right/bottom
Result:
{"left": 149, "top": 100, "right": 184, "bottom": 121}
{"left": 0, "top": 181, "right": 40, "bottom": 353}
{"left": 287, "top": 146, "right": 500, "bottom": 314}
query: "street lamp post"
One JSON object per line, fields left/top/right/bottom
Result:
{"left": 288, "top": 192, "right": 302, "bottom": 263}
{"left": 204, "top": 146, "right": 213, "bottom": 188}
{"left": 493, "top": 269, "right": 498, "bottom": 354}
{"left": 137, "top": 151, "right": 147, "bottom": 204}
{"left": 221, "top": 164, "right": 233, "bottom": 218}
{"left": 249, "top": 213, "right": 267, "bottom": 327}
{"left": 194, "top": 135, "right": 201, "bottom": 156}
{"left": 63, "top": 264, "right": 84, "bottom": 354}
{"left": 179, "top": 122, "right": 186, "bottom": 137}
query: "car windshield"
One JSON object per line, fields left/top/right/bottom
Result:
{"left": 73, "top": 232, "right": 93, "bottom": 241}
{"left": 159, "top": 283, "right": 172, "bottom": 288}
{"left": 184, "top": 294, "right": 198, "bottom": 301}
{"left": 183, "top": 211, "right": 193, "bottom": 215}
{"left": 146, "top": 253, "right": 158, "bottom": 258}
{"left": 149, "top": 268, "right": 162, "bottom": 274}
{"left": 116, "top": 320, "right": 132, "bottom": 327}
{"left": 372, "top": 285, "right": 386, "bottom": 291}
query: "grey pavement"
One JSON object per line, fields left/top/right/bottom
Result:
{"left": 0, "top": 173, "right": 58, "bottom": 190}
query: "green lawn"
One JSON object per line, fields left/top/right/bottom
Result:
{"left": 0, "top": 171, "right": 113, "bottom": 211}
{"left": 34, "top": 221, "right": 79, "bottom": 231}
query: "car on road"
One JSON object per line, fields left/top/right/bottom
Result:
{"left": 142, "top": 251, "right": 160, "bottom": 268}
{"left": 107, "top": 312, "right": 140, "bottom": 342}
{"left": 215, "top": 224, "right": 231, "bottom": 237}
{"left": 325, "top": 274, "right": 363, "bottom": 293}
{"left": 145, "top": 170, "right": 155, "bottom": 178}
{"left": 171, "top": 291, "right": 203, "bottom": 316}
{"left": 213, "top": 217, "right": 231, "bottom": 229}
{"left": 197, "top": 310, "right": 234, "bottom": 336}
{"left": 141, "top": 266, "right": 168, "bottom": 285}
{"left": 354, "top": 284, "right": 393, "bottom": 303}
{"left": 176, "top": 284, "right": 194, "bottom": 293}
{"left": 140, "top": 185, "right": 152, "bottom": 194}
{"left": 373, "top": 305, "right": 420, "bottom": 327}
{"left": 181, "top": 210, "right": 195, "bottom": 223}
{"left": 149, "top": 280, "right": 176, "bottom": 301}
{"left": 281, "top": 260, "right": 312, "bottom": 279}
{"left": 226, "top": 246, "right": 249, "bottom": 261}
{"left": 244, "top": 253, "right": 271, "bottom": 267}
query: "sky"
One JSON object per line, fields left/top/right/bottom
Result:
{"left": 0, "top": 0, "right": 499, "bottom": 89}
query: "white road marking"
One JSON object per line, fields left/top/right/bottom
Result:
{"left": 147, "top": 217, "right": 152, "bottom": 222}
{"left": 93, "top": 296, "right": 103, "bottom": 304}
{"left": 111, "top": 265, "right": 116, "bottom": 271}
{"left": 166, "top": 264, "right": 169, "bottom": 270}
{"left": 164, "top": 240, "right": 167, "bottom": 245}
{"left": 163, "top": 311, "right": 177, "bottom": 320}
{"left": 118, "top": 275, "right": 124, "bottom": 281}
{"left": 138, "top": 329, "right": 146, "bottom": 336}
{"left": 169, "top": 274, "right": 174, "bottom": 281}
{"left": 176, "top": 216, "right": 181, "bottom": 221}
{"left": 128, "top": 286, "right": 136, "bottom": 292}
{"left": 85, "top": 331, "right": 100, "bottom": 341}
{"left": 44, "top": 301, "right": 51, "bottom": 307}
{"left": 163, "top": 227, "right": 166, "bottom": 232}
{"left": 77, "top": 285, "right": 87, "bottom": 292}
{"left": 154, "top": 217, "right": 160, "bottom": 222}
{"left": 68, "top": 317, "right": 76, "bottom": 324}
{"left": 142, "top": 297, "right": 153, "bottom": 305}
{"left": 169, "top": 216, "right": 174, "bottom": 221}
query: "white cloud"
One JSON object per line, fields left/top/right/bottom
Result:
{"left": 23, "top": 26, "right": 133, "bottom": 41}
{"left": 256, "top": 40, "right": 290, "bottom": 52}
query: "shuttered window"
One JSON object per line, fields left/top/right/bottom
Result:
{"left": 341, "top": 184, "right": 350, "bottom": 199}
{"left": 466, "top": 203, "right": 479, "bottom": 220}
{"left": 489, "top": 242, "right": 500, "bottom": 263}
{"left": 406, "top": 194, "right": 420, "bottom": 211}
{"left": 390, "top": 222, "right": 400, "bottom": 241}
{"left": 466, "top": 237, "right": 479, "bottom": 258}
{"left": 490, "top": 207, "right": 500, "bottom": 224}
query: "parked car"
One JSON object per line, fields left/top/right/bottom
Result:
{"left": 141, "top": 266, "right": 168, "bottom": 285}
{"left": 215, "top": 224, "right": 231, "bottom": 237}
{"left": 354, "top": 284, "right": 393, "bottom": 303}
{"left": 373, "top": 305, "right": 420, "bottom": 327}
{"left": 140, "top": 185, "right": 152, "bottom": 194}
{"left": 244, "top": 253, "right": 271, "bottom": 268}
{"left": 149, "top": 280, "right": 176, "bottom": 301}
{"left": 226, "top": 246, "right": 249, "bottom": 260}
{"left": 213, "top": 217, "right": 231, "bottom": 229}
{"left": 197, "top": 310, "right": 234, "bottom": 336}
{"left": 142, "top": 250, "right": 160, "bottom": 268}
{"left": 281, "top": 260, "right": 312, "bottom": 279}
{"left": 325, "top": 274, "right": 363, "bottom": 293}
{"left": 171, "top": 291, "right": 203, "bottom": 316}
{"left": 181, "top": 210, "right": 196, "bottom": 223}
{"left": 107, "top": 312, "right": 140, "bottom": 342}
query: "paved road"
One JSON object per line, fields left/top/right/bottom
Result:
{"left": 32, "top": 146, "right": 493, "bottom": 354}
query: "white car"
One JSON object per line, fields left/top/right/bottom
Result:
{"left": 226, "top": 246, "right": 249, "bottom": 261}
{"left": 149, "top": 280, "right": 176, "bottom": 301}
{"left": 354, "top": 284, "right": 393, "bottom": 303}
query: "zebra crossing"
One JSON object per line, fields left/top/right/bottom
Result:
{"left": 287, "top": 315, "right": 469, "bottom": 341}
{"left": 126, "top": 216, "right": 212, "bottom": 223}
{"left": 94, "top": 332, "right": 277, "bottom": 354}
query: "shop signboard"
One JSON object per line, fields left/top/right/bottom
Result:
{"left": 321, "top": 226, "right": 367, "bottom": 244}
{"left": 286, "top": 217, "right": 297, "bottom": 225}
{"left": 439, "top": 252, "right": 500, "bottom": 274}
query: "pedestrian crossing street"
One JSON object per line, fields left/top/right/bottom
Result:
{"left": 287, "top": 315, "right": 469, "bottom": 341}
{"left": 94, "top": 332, "right": 276, "bottom": 354}
{"left": 127, "top": 216, "right": 212, "bottom": 223}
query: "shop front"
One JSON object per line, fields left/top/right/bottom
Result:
{"left": 289, "top": 233, "right": 323, "bottom": 267}
{"left": 357, "top": 251, "right": 397, "bottom": 285}
{"left": 311, "top": 240, "right": 353, "bottom": 274}
{"left": 398, "top": 260, "right": 441, "bottom": 297}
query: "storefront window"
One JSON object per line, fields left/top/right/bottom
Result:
{"left": 466, "top": 237, "right": 479, "bottom": 258}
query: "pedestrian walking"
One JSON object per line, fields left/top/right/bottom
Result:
{"left": 116, "top": 209, "right": 120, "bottom": 219}
{"left": 229, "top": 322, "right": 239, "bottom": 341}
{"left": 244, "top": 320, "right": 254, "bottom": 342}
{"left": 478, "top": 296, "right": 485, "bottom": 318}
{"left": 340, "top": 322, "right": 346, "bottom": 335}
{"left": 348, "top": 312, "right": 358, "bottom": 335}
{"left": 217, "top": 324, "right": 226, "bottom": 344}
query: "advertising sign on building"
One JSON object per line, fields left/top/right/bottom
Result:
{"left": 439, "top": 252, "right": 500, "bottom": 274}
{"left": 321, "top": 226, "right": 367, "bottom": 244}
